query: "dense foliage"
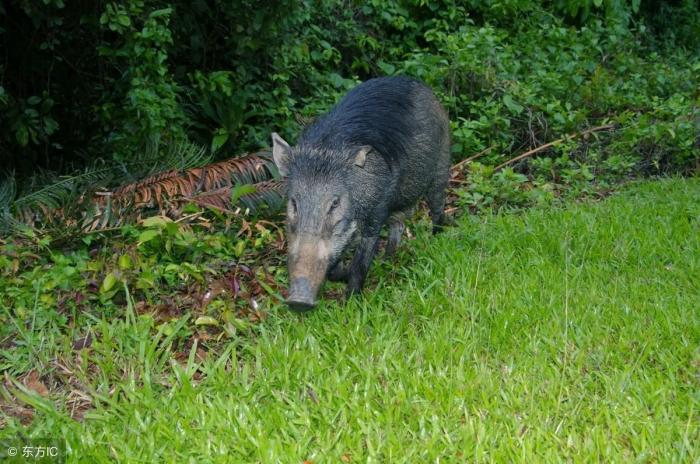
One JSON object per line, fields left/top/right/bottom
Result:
{"left": 1, "top": 0, "right": 698, "bottom": 183}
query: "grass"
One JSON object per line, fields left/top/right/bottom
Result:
{"left": 2, "top": 178, "right": 699, "bottom": 462}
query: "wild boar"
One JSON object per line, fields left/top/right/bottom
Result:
{"left": 271, "top": 76, "right": 450, "bottom": 311}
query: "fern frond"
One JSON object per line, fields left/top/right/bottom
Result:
{"left": 7, "top": 165, "right": 119, "bottom": 230}
{"left": 186, "top": 179, "right": 285, "bottom": 214}
{"left": 239, "top": 179, "right": 285, "bottom": 212}
{"left": 154, "top": 140, "right": 212, "bottom": 173}
{"left": 13, "top": 167, "right": 115, "bottom": 211}
{"left": 0, "top": 173, "right": 17, "bottom": 234}
{"left": 0, "top": 172, "right": 16, "bottom": 210}
{"left": 81, "top": 150, "right": 280, "bottom": 232}
{"left": 4, "top": 141, "right": 282, "bottom": 235}
{"left": 104, "top": 151, "right": 275, "bottom": 209}
{"left": 186, "top": 186, "right": 235, "bottom": 213}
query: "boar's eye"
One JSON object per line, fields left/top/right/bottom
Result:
{"left": 328, "top": 196, "right": 340, "bottom": 213}
{"left": 289, "top": 198, "right": 298, "bottom": 217}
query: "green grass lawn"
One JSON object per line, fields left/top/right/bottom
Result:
{"left": 2, "top": 178, "right": 699, "bottom": 462}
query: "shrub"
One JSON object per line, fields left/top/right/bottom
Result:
{"left": 0, "top": 0, "right": 698, "bottom": 200}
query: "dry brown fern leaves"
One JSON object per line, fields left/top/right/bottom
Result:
{"left": 83, "top": 151, "right": 284, "bottom": 232}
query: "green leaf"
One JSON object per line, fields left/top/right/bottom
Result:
{"left": 377, "top": 61, "right": 396, "bottom": 75}
{"left": 164, "top": 263, "right": 180, "bottom": 273}
{"left": 117, "top": 14, "right": 131, "bottom": 27}
{"left": 164, "top": 222, "right": 179, "bottom": 236}
{"left": 118, "top": 254, "right": 132, "bottom": 270}
{"left": 43, "top": 117, "right": 58, "bottom": 135}
{"left": 234, "top": 240, "right": 246, "bottom": 257}
{"left": 15, "top": 126, "right": 29, "bottom": 147}
{"left": 137, "top": 229, "right": 160, "bottom": 244}
{"left": 101, "top": 272, "right": 118, "bottom": 293}
{"left": 328, "top": 73, "right": 346, "bottom": 88}
{"left": 142, "top": 216, "right": 171, "bottom": 228}
{"left": 211, "top": 129, "right": 229, "bottom": 153}
{"left": 231, "top": 184, "right": 257, "bottom": 206}
{"left": 503, "top": 95, "right": 524, "bottom": 114}
{"left": 149, "top": 8, "right": 173, "bottom": 18}
{"left": 257, "top": 279, "right": 285, "bottom": 302}
{"left": 195, "top": 316, "right": 219, "bottom": 326}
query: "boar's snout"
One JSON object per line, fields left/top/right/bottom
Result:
{"left": 287, "top": 277, "right": 317, "bottom": 312}
{"left": 286, "top": 237, "right": 333, "bottom": 312}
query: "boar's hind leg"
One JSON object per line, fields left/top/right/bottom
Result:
{"left": 346, "top": 235, "right": 381, "bottom": 298}
{"left": 427, "top": 178, "right": 448, "bottom": 235}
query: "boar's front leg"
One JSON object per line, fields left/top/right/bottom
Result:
{"left": 385, "top": 208, "right": 413, "bottom": 257}
{"left": 384, "top": 220, "right": 404, "bottom": 258}
{"left": 345, "top": 235, "right": 380, "bottom": 297}
{"left": 328, "top": 262, "right": 349, "bottom": 282}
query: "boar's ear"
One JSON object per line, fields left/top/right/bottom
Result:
{"left": 271, "top": 132, "right": 291, "bottom": 177}
{"left": 353, "top": 146, "right": 374, "bottom": 168}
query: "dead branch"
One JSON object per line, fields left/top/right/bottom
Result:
{"left": 494, "top": 124, "right": 615, "bottom": 171}
{"left": 452, "top": 145, "right": 495, "bottom": 171}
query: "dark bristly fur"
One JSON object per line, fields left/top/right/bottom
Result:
{"left": 272, "top": 76, "right": 451, "bottom": 311}
{"left": 298, "top": 76, "right": 417, "bottom": 163}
